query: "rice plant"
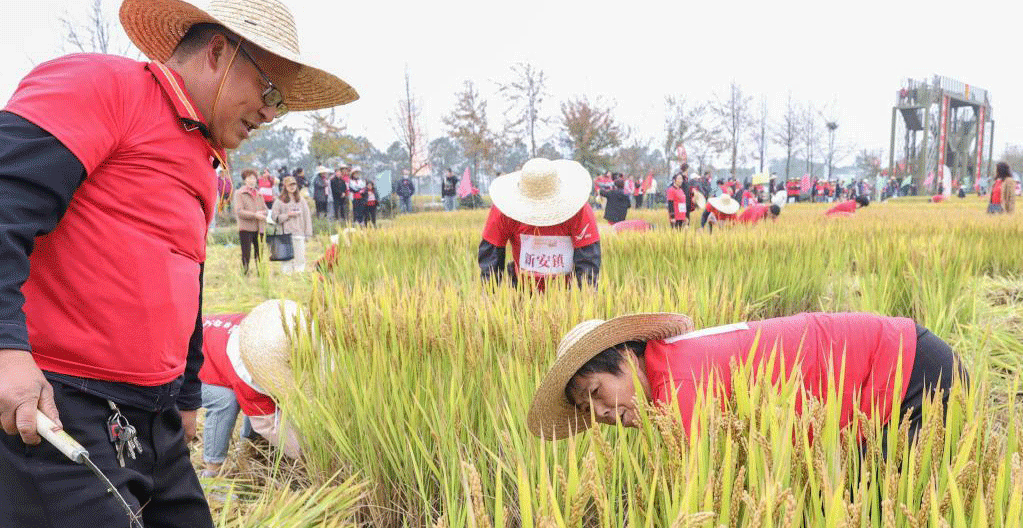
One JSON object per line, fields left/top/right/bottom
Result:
{"left": 202, "top": 197, "right": 1023, "bottom": 526}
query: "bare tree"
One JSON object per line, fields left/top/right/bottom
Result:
{"left": 390, "top": 66, "right": 429, "bottom": 176}
{"left": 751, "top": 97, "right": 769, "bottom": 173}
{"left": 443, "top": 80, "right": 496, "bottom": 180}
{"left": 663, "top": 95, "right": 707, "bottom": 176}
{"left": 59, "top": 0, "right": 136, "bottom": 56}
{"left": 801, "top": 103, "right": 823, "bottom": 178}
{"left": 772, "top": 92, "right": 802, "bottom": 180}
{"left": 560, "top": 96, "right": 625, "bottom": 175}
{"left": 497, "top": 62, "right": 549, "bottom": 158}
{"left": 711, "top": 82, "right": 754, "bottom": 178}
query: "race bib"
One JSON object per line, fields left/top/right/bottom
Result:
{"left": 519, "top": 235, "right": 573, "bottom": 276}
{"left": 675, "top": 201, "right": 686, "bottom": 215}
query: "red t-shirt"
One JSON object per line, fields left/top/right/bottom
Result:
{"left": 706, "top": 202, "right": 736, "bottom": 221}
{"left": 740, "top": 190, "right": 756, "bottom": 207}
{"left": 737, "top": 204, "right": 770, "bottom": 224}
{"left": 666, "top": 187, "right": 686, "bottom": 218}
{"left": 482, "top": 205, "right": 600, "bottom": 288}
{"left": 991, "top": 180, "right": 1003, "bottom": 205}
{"left": 826, "top": 200, "right": 857, "bottom": 216}
{"left": 645, "top": 313, "right": 917, "bottom": 436}
{"left": 5, "top": 54, "right": 223, "bottom": 385}
{"left": 198, "top": 314, "right": 276, "bottom": 417}
{"left": 931, "top": 195, "right": 945, "bottom": 203}
{"left": 258, "top": 176, "right": 274, "bottom": 204}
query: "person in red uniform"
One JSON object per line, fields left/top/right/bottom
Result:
{"left": 666, "top": 172, "right": 689, "bottom": 229}
{"left": 479, "top": 158, "right": 601, "bottom": 290}
{"left": 0, "top": 1, "right": 356, "bottom": 526}
{"left": 199, "top": 300, "right": 302, "bottom": 477}
{"left": 826, "top": 195, "right": 870, "bottom": 216}
{"left": 737, "top": 203, "right": 781, "bottom": 224}
{"left": 527, "top": 312, "right": 967, "bottom": 443}
{"left": 701, "top": 194, "right": 740, "bottom": 232}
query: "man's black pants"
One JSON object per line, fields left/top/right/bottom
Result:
{"left": 0, "top": 380, "right": 213, "bottom": 528}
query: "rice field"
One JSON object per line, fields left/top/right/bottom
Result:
{"left": 201, "top": 196, "right": 1023, "bottom": 527}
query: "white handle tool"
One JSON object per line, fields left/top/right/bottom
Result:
{"left": 36, "top": 411, "right": 88, "bottom": 463}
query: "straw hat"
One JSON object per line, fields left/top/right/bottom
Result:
{"left": 707, "top": 194, "right": 740, "bottom": 215}
{"left": 315, "top": 165, "right": 331, "bottom": 175}
{"left": 489, "top": 158, "right": 592, "bottom": 227}
{"left": 526, "top": 313, "right": 694, "bottom": 440}
{"left": 692, "top": 189, "right": 707, "bottom": 210}
{"left": 237, "top": 299, "right": 306, "bottom": 396}
{"left": 771, "top": 190, "right": 787, "bottom": 208}
{"left": 119, "top": 0, "right": 358, "bottom": 111}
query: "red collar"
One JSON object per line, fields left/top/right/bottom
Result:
{"left": 146, "top": 61, "right": 228, "bottom": 169}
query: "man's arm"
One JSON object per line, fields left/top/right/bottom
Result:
{"left": 477, "top": 240, "right": 506, "bottom": 283}
{"left": 573, "top": 242, "right": 601, "bottom": 289}
{"left": 176, "top": 263, "right": 204, "bottom": 442}
{"left": 0, "top": 111, "right": 88, "bottom": 444}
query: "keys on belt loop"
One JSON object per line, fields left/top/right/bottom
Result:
{"left": 106, "top": 401, "right": 143, "bottom": 468}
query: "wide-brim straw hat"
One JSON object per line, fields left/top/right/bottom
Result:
{"left": 489, "top": 158, "right": 592, "bottom": 227}
{"left": 527, "top": 313, "right": 694, "bottom": 440}
{"left": 120, "top": 0, "right": 358, "bottom": 111}
{"left": 772, "top": 190, "right": 787, "bottom": 208}
{"left": 692, "top": 189, "right": 707, "bottom": 210}
{"left": 708, "top": 194, "right": 740, "bottom": 215}
{"left": 237, "top": 299, "right": 306, "bottom": 396}
{"left": 315, "top": 165, "right": 331, "bottom": 175}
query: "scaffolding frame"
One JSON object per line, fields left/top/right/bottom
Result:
{"left": 888, "top": 75, "right": 994, "bottom": 193}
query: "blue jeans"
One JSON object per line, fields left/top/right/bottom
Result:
{"left": 201, "top": 383, "right": 239, "bottom": 464}
{"left": 443, "top": 195, "right": 457, "bottom": 211}
{"left": 400, "top": 195, "right": 412, "bottom": 213}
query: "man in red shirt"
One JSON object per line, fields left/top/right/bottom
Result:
{"left": 528, "top": 312, "right": 967, "bottom": 443}
{"left": 826, "top": 195, "right": 870, "bottom": 216}
{"left": 0, "top": 1, "right": 356, "bottom": 526}
{"left": 737, "top": 203, "right": 781, "bottom": 224}
{"left": 479, "top": 158, "right": 601, "bottom": 290}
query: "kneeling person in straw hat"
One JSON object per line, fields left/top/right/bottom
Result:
{"left": 199, "top": 300, "right": 304, "bottom": 478}
{"left": 478, "top": 158, "right": 601, "bottom": 290}
{"left": 528, "top": 313, "right": 967, "bottom": 443}
{"left": 0, "top": 0, "right": 355, "bottom": 526}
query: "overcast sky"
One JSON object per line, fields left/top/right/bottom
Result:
{"left": 4, "top": 0, "right": 1019, "bottom": 169}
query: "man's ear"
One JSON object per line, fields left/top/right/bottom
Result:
{"left": 204, "top": 33, "right": 230, "bottom": 73}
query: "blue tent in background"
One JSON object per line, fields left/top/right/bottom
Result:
{"left": 374, "top": 169, "right": 393, "bottom": 198}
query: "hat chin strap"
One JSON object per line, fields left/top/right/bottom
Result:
{"left": 209, "top": 38, "right": 243, "bottom": 146}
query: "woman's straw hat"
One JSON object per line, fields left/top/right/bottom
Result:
{"left": 237, "top": 299, "right": 306, "bottom": 396}
{"left": 120, "top": 0, "right": 358, "bottom": 111}
{"left": 489, "top": 158, "right": 592, "bottom": 227}
{"left": 707, "top": 194, "right": 740, "bottom": 215}
{"left": 692, "top": 189, "right": 707, "bottom": 210}
{"left": 526, "top": 313, "right": 694, "bottom": 440}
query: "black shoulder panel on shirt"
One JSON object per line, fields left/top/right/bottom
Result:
{"left": 0, "top": 110, "right": 88, "bottom": 350}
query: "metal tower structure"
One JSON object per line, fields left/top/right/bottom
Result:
{"left": 888, "top": 75, "right": 994, "bottom": 193}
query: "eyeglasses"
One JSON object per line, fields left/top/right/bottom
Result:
{"left": 230, "top": 38, "right": 289, "bottom": 118}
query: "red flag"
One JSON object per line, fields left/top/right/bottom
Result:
{"left": 676, "top": 144, "right": 688, "bottom": 164}
{"left": 457, "top": 167, "right": 473, "bottom": 198}
{"left": 974, "top": 179, "right": 981, "bottom": 193}
{"left": 640, "top": 171, "right": 654, "bottom": 192}
{"left": 800, "top": 173, "right": 812, "bottom": 194}
{"left": 923, "top": 171, "right": 934, "bottom": 187}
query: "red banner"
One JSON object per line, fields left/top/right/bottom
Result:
{"left": 937, "top": 95, "right": 950, "bottom": 185}
{"left": 676, "top": 144, "right": 688, "bottom": 164}
{"left": 975, "top": 106, "right": 986, "bottom": 184}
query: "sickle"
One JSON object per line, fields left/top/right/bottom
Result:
{"left": 36, "top": 411, "right": 144, "bottom": 528}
